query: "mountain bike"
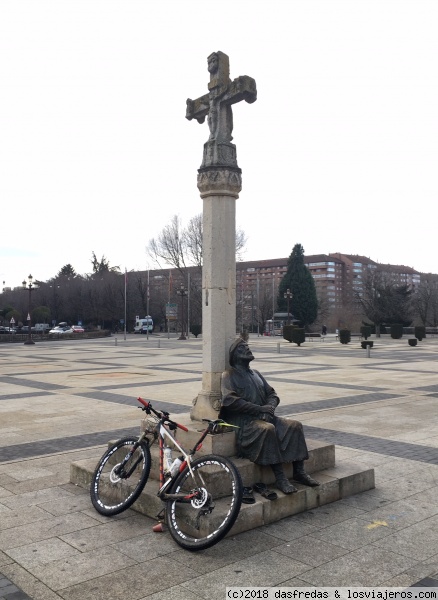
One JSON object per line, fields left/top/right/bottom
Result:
{"left": 90, "top": 397, "right": 243, "bottom": 551}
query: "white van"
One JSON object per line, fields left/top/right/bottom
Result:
{"left": 34, "top": 323, "right": 51, "bottom": 333}
{"left": 134, "top": 316, "right": 154, "bottom": 334}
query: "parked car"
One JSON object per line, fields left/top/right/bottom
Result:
{"left": 0, "top": 326, "right": 15, "bottom": 334}
{"left": 49, "top": 325, "right": 73, "bottom": 334}
{"left": 71, "top": 325, "right": 85, "bottom": 333}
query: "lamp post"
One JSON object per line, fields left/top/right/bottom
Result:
{"left": 49, "top": 281, "right": 60, "bottom": 325}
{"left": 22, "top": 274, "right": 35, "bottom": 345}
{"left": 284, "top": 288, "right": 293, "bottom": 325}
{"left": 177, "top": 283, "right": 187, "bottom": 340}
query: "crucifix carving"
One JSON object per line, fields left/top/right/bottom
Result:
{"left": 186, "top": 52, "right": 257, "bottom": 169}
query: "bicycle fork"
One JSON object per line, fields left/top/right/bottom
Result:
{"left": 116, "top": 436, "right": 147, "bottom": 479}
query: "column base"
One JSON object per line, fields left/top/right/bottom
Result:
{"left": 190, "top": 390, "right": 221, "bottom": 422}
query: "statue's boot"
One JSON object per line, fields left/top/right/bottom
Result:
{"left": 276, "top": 477, "right": 298, "bottom": 494}
{"left": 271, "top": 463, "right": 297, "bottom": 494}
{"left": 292, "top": 460, "right": 320, "bottom": 487}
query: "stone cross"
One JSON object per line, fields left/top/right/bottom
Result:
{"left": 186, "top": 51, "right": 257, "bottom": 169}
{"left": 187, "top": 52, "right": 257, "bottom": 421}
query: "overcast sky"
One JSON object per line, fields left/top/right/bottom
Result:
{"left": 1, "top": 0, "right": 437, "bottom": 289}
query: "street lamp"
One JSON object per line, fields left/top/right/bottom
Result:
{"left": 177, "top": 283, "right": 187, "bottom": 340}
{"left": 284, "top": 288, "right": 293, "bottom": 325}
{"left": 49, "top": 282, "right": 60, "bottom": 325}
{"left": 22, "top": 274, "right": 36, "bottom": 345}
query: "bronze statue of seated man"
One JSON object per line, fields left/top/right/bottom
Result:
{"left": 220, "top": 338, "right": 319, "bottom": 494}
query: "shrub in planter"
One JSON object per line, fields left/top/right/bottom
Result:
{"left": 408, "top": 338, "right": 417, "bottom": 347}
{"left": 339, "top": 329, "right": 351, "bottom": 344}
{"left": 361, "top": 341, "right": 373, "bottom": 349}
{"left": 190, "top": 324, "right": 202, "bottom": 338}
{"left": 283, "top": 325, "right": 305, "bottom": 346}
{"left": 390, "top": 324, "right": 403, "bottom": 339}
{"left": 290, "top": 328, "right": 305, "bottom": 346}
{"left": 283, "top": 325, "right": 297, "bottom": 343}
{"left": 414, "top": 326, "right": 426, "bottom": 341}
{"left": 360, "top": 326, "right": 372, "bottom": 340}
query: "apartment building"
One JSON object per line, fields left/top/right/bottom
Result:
{"left": 235, "top": 253, "right": 422, "bottom": 311}
{"left": 141, "top": 253, "right": 422, "bottom": 316}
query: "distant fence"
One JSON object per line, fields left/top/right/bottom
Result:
{"left": 0, "top": 330, "right": 111, "bottom": 344}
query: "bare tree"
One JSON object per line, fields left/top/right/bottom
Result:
{"left": 256, "top": 279, "right": 275, "bottom": 334}
{"left": 314, "top": 291, "right": 331, "bottom": 330}
{"left": 356, "top": 270, "right": 414, "bottom": 335}
{"left": 235, "top": 228, "right": 247, "bottom": 262}
{"left": 147, "top": 216, "right": 187, "bottom": 274}
{"left": 413, "top": 275, "right": 438, "bottom": 326}
{"left": 185, "top": 214, "right": 203, "bottom": 268}
{"left": 147, "top": 213, "right": 247, "bottom": 271}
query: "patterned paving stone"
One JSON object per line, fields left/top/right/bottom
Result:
{"left": 302, "top": 426, "right": 438, "bottom": 464}
{"left": 0, "top": 377, "right": 66, "bottom": 391}
{"left": 0, "top": 392, "right": 53, "bottom": 402}
{"left": 0, "top": 428, "right": 138, "bottom": 462}
{"left": 2, "top": 336, "right": 438, "bottom": 595}
{"left": 276, "top": 392, "right": 400, "bottom": 414}
{"left": 0, "top": 573, "right": 31, "bottom": 599}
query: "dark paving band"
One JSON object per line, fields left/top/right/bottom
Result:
{"left": 0, "top": 401, "right": 437, "bottom": 465}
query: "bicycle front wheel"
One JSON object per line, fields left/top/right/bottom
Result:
{"left": 166, "top": 454, "right": 242, "bottom": 551}
{"left": 90, "top": 437, "right": 151, "bottom": 516}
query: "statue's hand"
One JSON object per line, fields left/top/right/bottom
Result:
{"left": 259, "top": 405, "right": 275, "bottom": 422}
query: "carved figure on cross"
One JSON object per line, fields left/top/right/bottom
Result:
{"left": 186, "top": 51, "right": 257, "bottom": 147}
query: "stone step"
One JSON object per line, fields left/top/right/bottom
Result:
{"left": 95, "top": 435, "right": 335, "bottom": 483}
{"left": 149, "top": 439, "right": 335, "bottom": 482}
{"left": 70, "top": 454, "right": 374, "bottom": 535}
{"left": 230, "top": 460, "right": 375, "bottom": 534}
{"left": 140, "top": 416, "right": 336, "bottom": 475}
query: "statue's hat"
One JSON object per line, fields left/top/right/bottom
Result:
{"left": 229, "top": 337, "right": 245, "bottom": 367}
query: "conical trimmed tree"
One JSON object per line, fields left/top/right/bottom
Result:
{"left": 277, "top": 243, "right": 318, "bottom": 329}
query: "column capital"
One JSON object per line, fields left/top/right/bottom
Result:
{"left": 197, "top": 166, "right": 242, "bottom": 198}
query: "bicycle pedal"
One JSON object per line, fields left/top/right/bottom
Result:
{"left": 152, "top": 522, "right": 166, "bottom": 533}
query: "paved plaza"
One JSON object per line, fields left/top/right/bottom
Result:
{"left": 1, "top": 334, "right": 438, "bottom": 599}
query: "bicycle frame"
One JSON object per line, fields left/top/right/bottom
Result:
{"left": 137, "top": 397, "right": 214, "bottom": 502}
{"left": 157, "top": 423, "right": 192, "bottom": 494}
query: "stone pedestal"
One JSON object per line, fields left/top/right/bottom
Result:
{"left": 190, "top": 166, "right": 242, "bottom": 422}
{"left": 70, "top": 434, "right": 375, "bottom": 534}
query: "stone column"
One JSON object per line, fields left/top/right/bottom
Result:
{"left": 186, "top": 51, "right": 256, "bottom": 421}
{"left": 190, "top": 166, "right": 241, "bottom": 421}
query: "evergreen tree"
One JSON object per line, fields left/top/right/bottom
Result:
{"left": 57, "top": 264, "right": 77, "bottom": 278}
{"left": 90, "top": 252, "right": 120, "bottom": 275}
{"left": 277, "top": 243, "right": 318, "bottom": 329}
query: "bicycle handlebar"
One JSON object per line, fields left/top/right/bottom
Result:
{"left": 137, "top": 397, "right": 188, "bottom": 432}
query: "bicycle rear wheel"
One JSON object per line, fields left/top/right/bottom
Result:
{"left": 165, "top": 454, "right": 242, "bottom": 551}
{"left": 90, "top": 437, "right": 151, "bottom": 516}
